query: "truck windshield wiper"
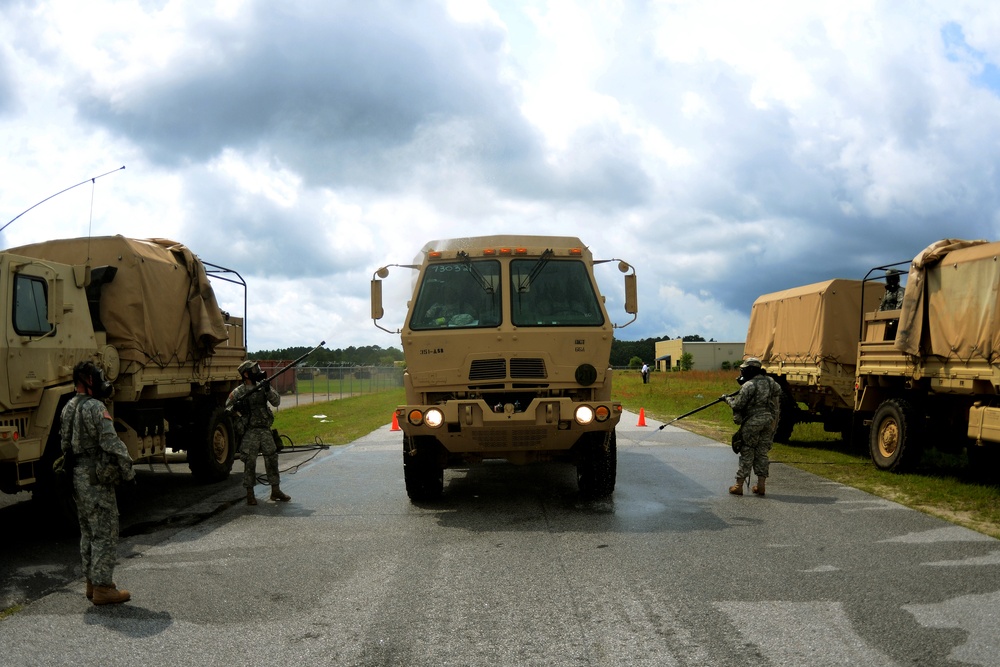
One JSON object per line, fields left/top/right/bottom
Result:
{"left": 517, "top": 249, "right": 553, "bottom": 292}
{"left": 457, "top": 251, "right": 495, "bottom": 294}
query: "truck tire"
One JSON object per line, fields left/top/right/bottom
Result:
{"left": 403, "top": 435, "right": 444, "bottom": 502}
{"left": 188, "top": 406, "right": 235, "bottom": 482}
{"left": 576, "top": 429, "right": 617, "bottom": 499}
{"left": 869, "top": 398, "right": 921, "bottom": 471}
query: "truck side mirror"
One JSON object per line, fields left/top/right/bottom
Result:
{"left": 624, "top": 274, "right": 637, "bottom": 315}
{"left": 371, "top": 279, "right": 384, "bottom": 321}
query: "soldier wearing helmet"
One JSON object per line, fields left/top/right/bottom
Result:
{"left": 879, "top": 269, "right": 906, "bottom": 311}
{"left": 722, "top": 357, "right": 781, "bottom": 497}
{"left": 60, "top": 360, "right": 135, "bottom": 605}
{"left": 226, "top": 360, "right": 290, "bottom": 505}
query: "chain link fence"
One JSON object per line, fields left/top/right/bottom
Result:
{"left": 277, "top": 365, "right": 405, "bottom": 408}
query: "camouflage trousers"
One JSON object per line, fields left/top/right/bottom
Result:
{"left": 735, "top": 416, "right": 773, "bottom": 480}
{"left": 241, "top": 427, "right": 280, "bottom": 488}
{"left": 72, "top": 469, "right": 119, "bottom": 587}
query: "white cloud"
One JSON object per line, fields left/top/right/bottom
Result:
{"left": 3, "top": 0, "right": 1000, "bottom": 352}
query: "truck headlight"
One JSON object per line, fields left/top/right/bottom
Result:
{"left": 425, "top": 408, "right": 444, "bottom": 428}
{"left": 575, "top": 405, "right": 595, "bottom": 425}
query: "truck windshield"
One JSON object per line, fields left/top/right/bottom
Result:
{"left": 410, "top": 260, "right": 502, "bottom": 329}
{"left": 511, "top": 259, "right": 604, "bottom": 326}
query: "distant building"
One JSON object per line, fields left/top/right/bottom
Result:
{"left": 654, "top": 340, "right": 745, "bottom": 371}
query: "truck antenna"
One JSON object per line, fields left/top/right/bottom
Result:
{"left": 0, "top": 165, "right": 125, "bottom": 236}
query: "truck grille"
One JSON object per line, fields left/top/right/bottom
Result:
{"left": 469, "top": 359, "right": 506, "bottom": 381}
{"left": 510, "top": 358, "right": 546, "bottom": 379}
{"left": 468, "top": 358, "right": 547, "bottom": 381}
{"left": 0, "top": 414, "right": 30, "bottom": 439}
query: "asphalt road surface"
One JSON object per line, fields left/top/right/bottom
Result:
{"left": 1, "top": 411, "right": 998, "bottom": 667}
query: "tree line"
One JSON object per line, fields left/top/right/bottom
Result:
{"left": 249, "top": 344, "right": 404, "bottom": 367}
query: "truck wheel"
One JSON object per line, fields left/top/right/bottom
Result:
{"left": 869, "top": 398, "right": 920, "bottom": 471}
{"left": 773, "top": 387, "right": 797, "bottom": 444}
{"left": 577, "top": 429, "right": 617, "bottom": 499}
{"left": 188, "top": 406, "right": 235, "bottom": 482}
{"left": 403, "top": 435, "right": 443, "bottom": 502}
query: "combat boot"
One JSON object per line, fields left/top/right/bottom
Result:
{"left": 92, "top": 585, "right": 130, "bottom": 605}
{"left": 85, "top": 579, "right": 114, "bottom": 600}
{"left": 728, "top": 478, "right": 745, "bottom": 495}
{"left": 270, "top": 485, "right": 291, "bottom": 502}
{"left": 752, "top": 477, "right": 766, "bottom": 496}
{"left": 246, "top": 488, "right": 257, "bottom": 506}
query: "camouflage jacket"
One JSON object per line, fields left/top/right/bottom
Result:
{"left": 879, "top": 286, "right": 905, "bottom": 311}
{"left": 59, "top": 394, "right": 135, "bottom": 484}
{"left": 726, "top": 374, "right": 781, "bottom": 427}
{"left": 226, "top": 381, "right": 280, "bottom": 430}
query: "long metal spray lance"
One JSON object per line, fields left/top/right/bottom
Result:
{"left": 238, "top": 341, "right": 327, "bottom": 402}
{"left": 263, "top": 340, "right": 327, "bottom": 384}
{"left": 655, "top": 394, "right": 735, "bottom": 431}
{"left": 620, "top": 393, "right": 738, "bottom": 447}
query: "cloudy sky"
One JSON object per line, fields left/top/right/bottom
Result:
{"left": 2, "top": 0, "right": 999, "bottom": 352}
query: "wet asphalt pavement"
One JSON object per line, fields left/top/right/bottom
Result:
{"left": 1, "top": 411, "right": 998, "bottom": 666}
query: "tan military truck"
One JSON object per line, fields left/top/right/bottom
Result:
{"left": 857, "top": 238, "right": 1000, "bottom": 471}
{"left": 371, "top": 235, "right": 637, "bottom": 501}
{"left": 0, "top": 236, "right": 246, "bottom": 500}
{"left": 744, "top": 279, "right": 886, "bottom": 443}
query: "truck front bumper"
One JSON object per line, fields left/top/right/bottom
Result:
{"left": 397, "top": 398, "right": 622, "bottom": 454}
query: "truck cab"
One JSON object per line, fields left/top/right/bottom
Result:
{"left": 372, "top": 235, "right": 637, "bottom": 501}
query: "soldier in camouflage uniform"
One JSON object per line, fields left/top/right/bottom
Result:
{"left": 60, "top": 361, "right": 135, "bottom": 605}
{"left": 879, "top": 270, "right": 906, "bottom": 311}
{"left": 723, "top": 358, "right": 781, "bottom": 496}
{"left": 226, "top": 360, "right": 290, "bottom": 505}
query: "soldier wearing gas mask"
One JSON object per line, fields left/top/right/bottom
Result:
{"left": 722, "top": 358, "right": 781, "bottom": 497}
{"left": 60, "top": 360, "right": 135, "bottom": 605}
{"left": 226, "top": 360, "right": 290, "bottom": 505}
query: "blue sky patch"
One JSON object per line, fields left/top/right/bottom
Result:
{"left": 941, "top": 22, "right": 1000, "bottom": 95}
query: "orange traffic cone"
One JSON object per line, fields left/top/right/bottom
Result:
{"left": 637, "top": 408, "right": 647, "bottom": 427}
{"left": 390, "top": 411, "right": 401, "bottom": 431}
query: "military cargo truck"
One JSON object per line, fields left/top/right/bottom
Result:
{"left": 747, "top": 238, "right": 1000, "bottom": 472}
{"left": 371, "top": 235, "right": 637, "bottom": 501}
{"left": 0, "top": 236, "right": 246, "bottom": 498}
{"left": 744, "top": 279, "right": 886, "bottom": 443}
{"left": 857, "top": 238, "right": 1000, "bottom": 471}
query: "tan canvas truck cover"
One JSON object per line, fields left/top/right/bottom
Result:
{"left": 5, "top": 236, "right": 229, "bottom": 369}
{"left": 745, "top": 279, "right": 885, "bottom": 365}
{"left": 894, "top": 238, "right": 995, "bottom": 361}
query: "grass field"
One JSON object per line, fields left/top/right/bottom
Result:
{"left": 272, "top": 370, "right": 1000, "bottom": 538}
{"left": 273, "top": 388, "right": 405, "bottom": 447}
